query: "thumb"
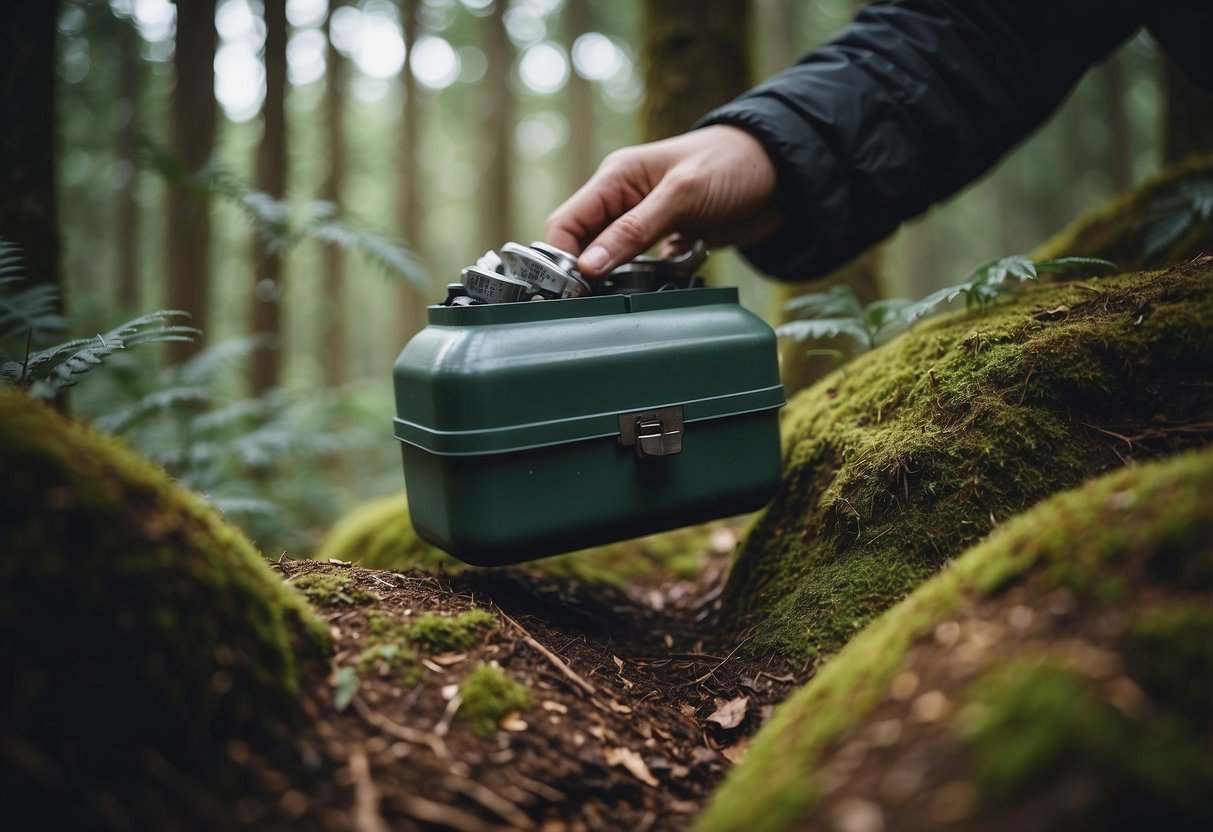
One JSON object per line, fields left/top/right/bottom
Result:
{"left": 576, "top": 175, "right": 690, "bottom": 277}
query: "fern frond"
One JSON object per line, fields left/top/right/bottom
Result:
{"left": 776, "top": 317, "right": 873, "bottom": 350}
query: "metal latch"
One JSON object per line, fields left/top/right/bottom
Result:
{"left": 618, "top": 406, "right": 683, "bottom": 458}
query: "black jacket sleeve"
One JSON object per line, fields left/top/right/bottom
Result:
{"left": 695, "top": 0, "right": 1152, "bottom": 281}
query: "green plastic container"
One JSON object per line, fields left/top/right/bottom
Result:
{"left": 392, "top": 286, "right": 785, "bottom": 565}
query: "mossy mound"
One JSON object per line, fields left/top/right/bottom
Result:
{"left": 725, "top": 260, "right": 1212, "bottom": 665}
{"left": 0, "top": 391, "right": 330, "bottom": 828}
{"left": 317, "top": 490, "right": 735, "bottom": 585}
{"left": 701, "top": 444, "right": 1213, "bottom": 832}
{"left": 1032, "top": 155, "right": 1213, "bottom": 272}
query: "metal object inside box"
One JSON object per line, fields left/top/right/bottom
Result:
{"left": 392, "top": 242, "right": 785, "bottom": 565}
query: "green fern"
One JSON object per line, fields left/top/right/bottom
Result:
{"left": 140, "top": 138, "right": 430, "bottom": 290}
{"left": 0, "top": 241, "right": 198, "bottom": 394}
{"left": 780, "top": 255, "right": 1117, "bottom": 358}
{"left": 1142, "top": 177, "right": 1213, "bottom": 259}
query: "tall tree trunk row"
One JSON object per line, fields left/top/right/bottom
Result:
{"left": 250, "top": 0, "right": 288, "bottom": 396}
{"left": 0, "top": 2, "right": 60, "bottom": 301}
{"left": 478, "top": 0, "right": 515, "bottom": 253}
{"left": 165, "top": 0, "right": 218, "bottom": 365}
{"left": 321, "top": 0, "right": 350, "bottom": 387}
{"left": 114, "top": 13, "right": 143, "bottom": 311}
{"left": 396, "top": 0, "right": 428, "bottom": 348}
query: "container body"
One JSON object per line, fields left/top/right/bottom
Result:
{"left": 393, "top": 287, "right": 784, "bottom": 565}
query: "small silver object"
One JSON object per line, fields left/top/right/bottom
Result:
{"left": 461, "top": 265, "right": 531, "bottom": 304}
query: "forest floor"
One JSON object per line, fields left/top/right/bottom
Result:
{"left": 243, "top": 528, "right": 796, "bottom": 831}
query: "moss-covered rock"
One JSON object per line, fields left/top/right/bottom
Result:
{"left": 457, "top": 663, "right": 533, "bottom": 738}
{"left": 724, "top": 260, "right": 1212, "bottom": 665}
{"left": 701, "top": 444, "right": 1213, "bottom": 832}
{"left": 317, "top": 490, "right": 734, "bottom": 585}
{"left": 1032, "top": 155, "right": 1213, "bottom": 272}
{"left": 0, "top": 391, "right": 330, "bottom": 827}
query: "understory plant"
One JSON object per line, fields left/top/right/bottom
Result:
{"left": 0, "top": 240, "right": 196, "bottom": 395}
{"left": 779, "top": 255, "right": 1117, "bottom": 357}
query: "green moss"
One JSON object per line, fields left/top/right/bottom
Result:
{"left": 0, "top": 391, "right": 330, "bottom": 824}
{"left": 318, "top": 490, "right": 724, "bottom": 585}
{"left": 725, "top": 262, "right": 1213, "bottom": 665}
{"left": 963, "top": 654, "right": 1213, "bottom": 827}
{"left": 356, "top": 643, "right": 422, "bottom": 687}
{"left": 360, "top": 607, "right": 497, "bottom": 676}
{"left": 1032, "top": 155, "right": 1213, "bottom": 271}
{"left": 405, "top": 609, "right": 497, "bottom": 653}
{"left": 1121, "top": 603, "right": 1213, "bottom": 730}
{"left": 291, "top": 572, "right": 376, "bottom": 606}
{"left": 699, "top": 444, "right": 1213, "bottom": 832}
{"left": 456, "top": 663, "right": 532, "bottom": 737}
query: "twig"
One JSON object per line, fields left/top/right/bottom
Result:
{"left": 433, "top": 692, "right": 462, "bottom": 738}
{"left": 349, "top": 747, "right": 390, "bottom": 832}
{"left": 447, "top": 777, "right": 536, "bottom": 829}
{"left": 495, "top": 606, "right": 598, "bottom": 697}
{"left": 350, "top": 693, "right": 451, "bottom": 761}
{"left": 399, "top": 795, "right": 511, "bottom": 832}
{"left": 693, "top": 633, "right": 756, "bottom": 685}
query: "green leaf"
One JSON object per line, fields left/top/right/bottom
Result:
{"left": 776, "top": 317, "right": 873, "bottom": 350}
{"left": 333, "top": 666, "right": 360, "bottom": 712}
{"left": 1031, "top": 256, "right": 1117, "bottom": 275}
{"left": 782, "top": 285, "right": 864, "bottom": 320}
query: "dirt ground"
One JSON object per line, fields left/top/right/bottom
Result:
{"left": 233, "top": 533, "right": 796, "bottom": 831}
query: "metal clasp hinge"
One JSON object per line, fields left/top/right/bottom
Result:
{"left": 618, "top": 405, "right": 684, "bottom": 458}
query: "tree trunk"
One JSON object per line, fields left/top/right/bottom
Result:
{"left": 755, "top": 0, "right": 797, "bottom": 79}
{"left": 640, "top": 0, "right": 751, "bottom": 142}
{"left": 114, "top": 13, "right": 142, "bottom": 311}
{"left": 396, "top": 0, "right": 428, "bottom": 348}
{"left": 0, "top": 2, "right": 61, "bottom": 302}
{"left": 320, "top": 1, "right": 349, "bottom": 387}
{"left": 250, "top": 0, "right": 288, "bottom": 396}
{"left": 1159, "top": 53, "right": 1213, "bottom": 167}
{"left": 478, "top": 0, "right": 515, "bottom": 252}
{"left": 165, "top": 0, "right": 217, "bottom": 364}
{"left": 564, "top": 0, "right": 595, "bottom": 192}
{"left": 1102, "top": 52, "right": 1133, "bottom": 194}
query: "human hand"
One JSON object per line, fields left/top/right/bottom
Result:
{"left": 544, "top": 125, "right": 782, "bottom": 278}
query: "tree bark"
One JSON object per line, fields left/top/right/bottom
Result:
{"left": 640, "top": 0, "right": 751, "bottom": 142}
{"left": 0, "top": 2, "right": 61, "bottom": 302}
{"left": 1159, "top": 53, "right": 1213, "bottom": 167}
{"left": 165, "top": 0, "right": 218, "bottom": 364}
{"left": 114, "top": 13, "right": 143, "bottom": 311}
{"left": 478, "top": 0, "right": 515, "bottom": 252}
{"left": 249, "top": 0, "right": 288, "bottom": 396}
{"left": 320, "top": 1, "right": 349, "bottom": 387}
{"left": 755, "top": 0, "right": 798, "bottom": 80}
{"left": 564, "top": 0, "right": 595, "bottom": 192}
{"left": 396, "top": 0, "right": 428, "bottom": 347}
{"left": 1101, "top": 52, "right": 1133, "bottom": 193}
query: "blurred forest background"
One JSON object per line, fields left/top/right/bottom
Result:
{"left": 3, "top": 0, "right": 1184, "bottom": 556}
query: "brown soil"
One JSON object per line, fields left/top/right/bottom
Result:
{"left": 227, "top": 538, "right": 797, "bottom": 831}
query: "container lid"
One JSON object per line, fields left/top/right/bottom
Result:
{"left": 393, "top": 287, "right": 785, "bottom": 456}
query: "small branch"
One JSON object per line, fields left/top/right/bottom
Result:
{"left": 351, "top": 694, "right": 451, "bottom": 761}
{"left": 348, "top": 747, "right": 390, "bottom": 832}
{"left": 693, "top": 633, "right": 756, "bottom": 685}
{"left": 447, "top": 777, "right": 536, "bottom": 829}
{"left": 399, "top": 795, "right": 511, "bottom": 832}
{"left": 495, "top": 606, "right": 598, "bottom": 697}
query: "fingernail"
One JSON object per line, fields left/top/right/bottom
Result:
{"left": 581, "top": 245, "right": 610, "bottom": 274}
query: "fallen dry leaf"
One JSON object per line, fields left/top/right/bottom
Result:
{"left": 604, "top": 747, "right": 659, "bottom": 788}
{"left": 720, "top": 737, "right": 749, "bottom": 765}
{"left": 541, "top": 700, "right": 568, "bottom": 714}
{"left": 500, "top": 713, "right": 528, "bottom": 732}
{"left": 431, "top": 653, "right": 467, "bottom": 666}
{"left": 607, "top": 700, "right": 633, "bottom": 715}
{"left": 705, "top": 695, "right": 749, "bottom": 730}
